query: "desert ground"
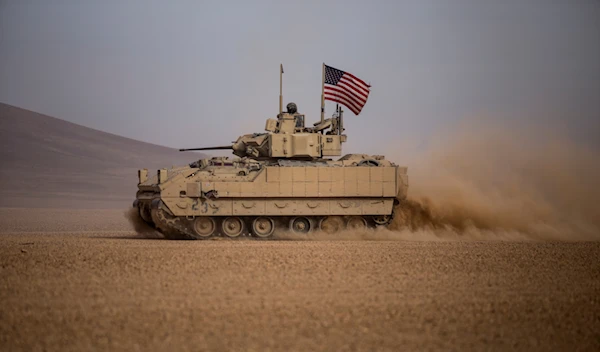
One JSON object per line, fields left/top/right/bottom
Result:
{"left": 1, "top": 209, "right": 599, "bottom": 352}
{"left": 1, "top": 104, "right": 599, "bottom": 351}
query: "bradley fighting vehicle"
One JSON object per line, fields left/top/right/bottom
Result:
{"left": 133, "top": 73, "right": 408, "bottom": 239}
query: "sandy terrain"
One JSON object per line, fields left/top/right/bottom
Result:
{"left": 1, "top": 209, "right": 599, "bottom": 352}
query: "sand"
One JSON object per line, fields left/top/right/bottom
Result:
{"left": 1, "top": 209, "right": 599, "bottom": 351}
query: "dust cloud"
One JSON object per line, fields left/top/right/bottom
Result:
{"left": 273, "top": 227, "right": 471, "bottom": 242}
{"left": 386, "top": 119, "right": 600, "bottom": 241}
{"left": 124, "top": 208, "right": 162, "bottom": 238}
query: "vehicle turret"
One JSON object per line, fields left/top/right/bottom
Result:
{"left": 180, "top": 104, "right": 347, "bottom": 160}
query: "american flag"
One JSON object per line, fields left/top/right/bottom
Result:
{"left": 323, "top": 64, "right": 371, "bottom": 115}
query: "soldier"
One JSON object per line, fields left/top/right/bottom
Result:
{"left": 285, "top": 102, "right": 305, "bottom": 128}
{"left": 286, "top": 102, "right": 298, "bottom": 114}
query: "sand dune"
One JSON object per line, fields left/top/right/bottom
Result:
{"left": 0, "top": 103, "right": 204, "bottom": 208}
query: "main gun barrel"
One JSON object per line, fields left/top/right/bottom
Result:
{"left": 179, "top": 146, "right": 232, "bottom": 152}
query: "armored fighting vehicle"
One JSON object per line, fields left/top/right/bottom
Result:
{"left": 134, "top": 94, "right": 408, "bottom": 239}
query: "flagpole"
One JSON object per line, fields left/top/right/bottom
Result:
{"left": 320, "top": 63, "right": 325, "bottom": 123}
{"left": 279, "top": 64, "right": 284, "bottom": 116}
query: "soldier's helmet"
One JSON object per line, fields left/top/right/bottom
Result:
{"left": 286, "top": 102, "right": 298, "bottom": 114}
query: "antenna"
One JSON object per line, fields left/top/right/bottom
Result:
{"left": 279, "top": 64, "right": 284, "bottom": 115}
{"left": 338, "top": 104, "right": 344, "bottom": 135}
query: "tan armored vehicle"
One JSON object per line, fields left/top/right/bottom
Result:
{"left": 134, "top": 84, "right": 408, "bottom": 239}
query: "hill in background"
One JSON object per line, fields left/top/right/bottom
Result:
{"left": 0, "top": 103, "right": 204, "bottom": 208}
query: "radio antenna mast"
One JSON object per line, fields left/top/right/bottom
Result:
{"left": 279, "top": 64, "right": 284, "bottom": 116}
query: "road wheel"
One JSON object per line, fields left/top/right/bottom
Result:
{"left": 222, "top": 217, "right": 244, "bottom": 238}
{"left": 252, "top": 217, "right": 275, "bottom": 238}
{"left": 346, "top": 216, "right": 367, "bottom": 230}
{"left": 319, "top": 216, "right": 344, "bottom": 234}
{"left": 373, "top": 214, "right": 392, "bottom": 226}
{"left": 193, "top": 217, "right": 216, "bottom": 238}
{"left": 139, "top": 204, "right": 153, "bottom": 224}
{"left": 289, "top": 217, "right": 311, "bottom": 234}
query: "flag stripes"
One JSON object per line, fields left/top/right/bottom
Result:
{"left": 323, "top": 64, "right": 370, "bottom": 115}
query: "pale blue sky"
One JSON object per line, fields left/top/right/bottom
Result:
{"left": 1, "top": 0, "right": 598, "bottom": 155}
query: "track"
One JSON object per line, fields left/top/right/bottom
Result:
{"left": 147, "top": 208, "right": 392, "bottom": 240}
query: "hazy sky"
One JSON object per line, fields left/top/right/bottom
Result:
{"left": 1, "top": 0, "right": 598, "bottom": 155}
